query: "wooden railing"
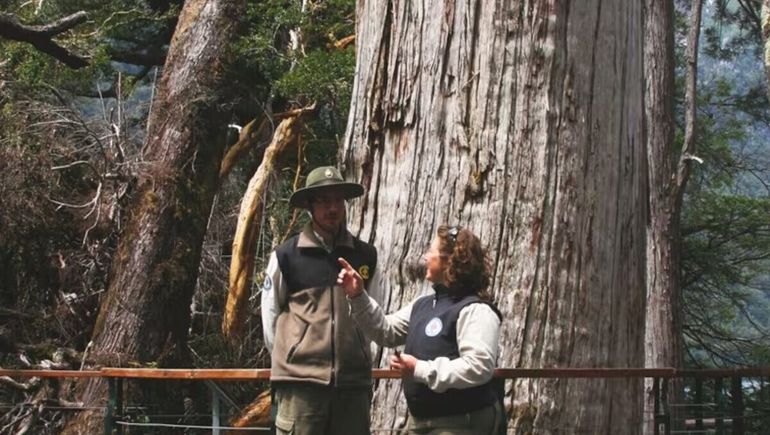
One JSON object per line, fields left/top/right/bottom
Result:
{"left": 1, "top": 367, "right": 769, "bottom": 434}
{"left": 4, "top": 366, "right": 766, "bottom": 379}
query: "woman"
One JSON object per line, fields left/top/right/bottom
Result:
{"left": 337, "top": 225, "right": 503, "bottom": 435}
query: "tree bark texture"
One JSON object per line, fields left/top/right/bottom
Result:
{"left": 642, "top": 0, "right": 681, "bottom": 433}
{"left": 62, "top": 0, "right": 245, "bottom": 433}
{"left": 343, "top": 1, "right": 647, "bottom": 433}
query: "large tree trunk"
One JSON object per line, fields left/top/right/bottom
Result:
{"left": 63, "top": 0, "right": 245, "bottom": 432}
{"left": 344, "top": 0, "right": 647, "bottom": 433}
{"left": 642, "top": 0, "right": 681, "bottom": 433}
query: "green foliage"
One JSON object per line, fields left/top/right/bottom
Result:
{"left": 225, "top": 2, "right": 356, "bottom": 153}
{"left": 678, "top": 5, "right": 770, "bottom": 366}
{"left": 276, "top": 48, "right": 355, "bottom": 112}
{"left": 701, "top": 0, "right": 762, "bottom": 60}
{"left": 7, "top": 46, "right": 114, "bottom": 97}
{"left": 235, "top": 2, "right": 303, "bottom": 84}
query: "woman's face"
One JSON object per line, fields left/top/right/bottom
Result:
{"left": 423, "top": 237, "right": 446, "bottom": 284}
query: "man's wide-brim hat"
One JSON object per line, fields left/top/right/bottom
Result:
{"left": 289, "top": 166, "right": 364, "bottom": 209}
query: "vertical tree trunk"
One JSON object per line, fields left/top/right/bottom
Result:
{"left": 344, "top": 1, "right": 647, "bottom": 433}
{"left": 63, "top": 1, "right": 245, "bottom": 433}
{"left": 761, "top": 1, "right": 770, "bottom": 101}
{"left": 643, "top": 0, "right": 681, "bottom": 433}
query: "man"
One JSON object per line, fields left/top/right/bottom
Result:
{"left": 261, "top": 166, "right": 378, "bottom": 435}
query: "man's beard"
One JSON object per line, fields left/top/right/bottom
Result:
{"left": 318, "top": 220, "right": 340, "bottom": 235}
{"left": 313, "top": 213, "right": 343, "bottom": 236}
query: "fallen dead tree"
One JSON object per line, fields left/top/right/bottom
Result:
{"left": 221, "top": 104, "right": 315, "bottom": 340}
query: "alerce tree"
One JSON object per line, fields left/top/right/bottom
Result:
{"left": 343, "top": 1, "right": 647, "bottom": 433}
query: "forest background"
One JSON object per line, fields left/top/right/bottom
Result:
{"left": 0, "top": 0, "right": 769, "bottom": 433}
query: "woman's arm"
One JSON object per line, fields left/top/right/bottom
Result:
{"left": 347, "top": 289, "right": 412, "bottom": 347}
{"left": 338, "top": 257, "right": 411, "bottom": 347}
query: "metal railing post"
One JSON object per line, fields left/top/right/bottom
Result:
{"left": 653, "top": 377, "right": 660, "bottom": 435}
{"left": 731, "top": 375, "right": 744, "bottom": 435}
{"left": 759, "top": 378, "right": 770, "bottom": 427}
{"left": 714, "top": 377, "right": 724, "bottom": 434}
{"left": 694, "top": 376, "right": 704, "bottom": 430}
{"left": 105, "top": 378, "right": 116, "bottom": 435}
{"left": 212, "top": 386, "right": 221, "bottom": 435}
{"left": 116, "top": 378, "right": 124, "bottom": 435}
{"left": 660, "top": 377, "right": 671, "bottom": 435}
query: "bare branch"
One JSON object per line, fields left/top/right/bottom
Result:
{"left": 0, "top": 376, "right": 39, "bottom": 391}
{"left": 51, "top": 160, "right": 99, "bottom": 173}
{"left": 81, "top": 182, "right": 103, "bottom": 245}
{"left": 330, "top": 33, "right": 355, "bottom": 50}
{"left": 0, "top": 12, "right": 89, "bottom": 69}
{"left": 676, "top": 0, "right": 704, "bottom": 193}
{"left": 219, "top": 104, "right": 317, "bottom": 180}
{"left": 36, "top": 12, "right": 88, "bottom": 37}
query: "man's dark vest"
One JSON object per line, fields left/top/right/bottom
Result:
{"left": 403, "top": 291, "right": 502, "bottom": 418}
{"left": 271, "top": 227, "right": 377, "bottom": 387}
{"left": 275, "top": 233, "right": 376, "bottom": 294}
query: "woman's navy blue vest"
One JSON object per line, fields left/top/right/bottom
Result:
{"left": 403, "top": 290, "right": 502, "bottom": 418}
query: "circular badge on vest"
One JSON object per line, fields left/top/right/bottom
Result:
{"left": 262, "top": 275, "right": 272, "bottom": 291}
{"left": 424, "top": 317, "right": 443, "bottom": 337}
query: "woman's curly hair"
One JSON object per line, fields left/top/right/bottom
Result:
{"left": 436, "top": 225, "right": 491, "bottom": 300}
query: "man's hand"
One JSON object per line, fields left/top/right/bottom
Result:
{"left": 337, "top": 258, "right": 364, "bottom": 298}
{"left": 389, "top": 352, "right": 418, "bottom": 377}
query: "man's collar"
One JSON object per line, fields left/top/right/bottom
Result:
{"left": 297, "top": 222, "right": 354, "bottom": 249}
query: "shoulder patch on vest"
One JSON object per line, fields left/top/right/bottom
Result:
{"left": 358, "top": 265, "right": 370, "bottom": 280}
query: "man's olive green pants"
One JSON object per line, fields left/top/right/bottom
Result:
{"left": 274, "top": 383, "right": 371, "bottom": 435}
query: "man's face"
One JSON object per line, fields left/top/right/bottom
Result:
{"left": 309, "top": 190, "right": 347, "bottom": 234}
